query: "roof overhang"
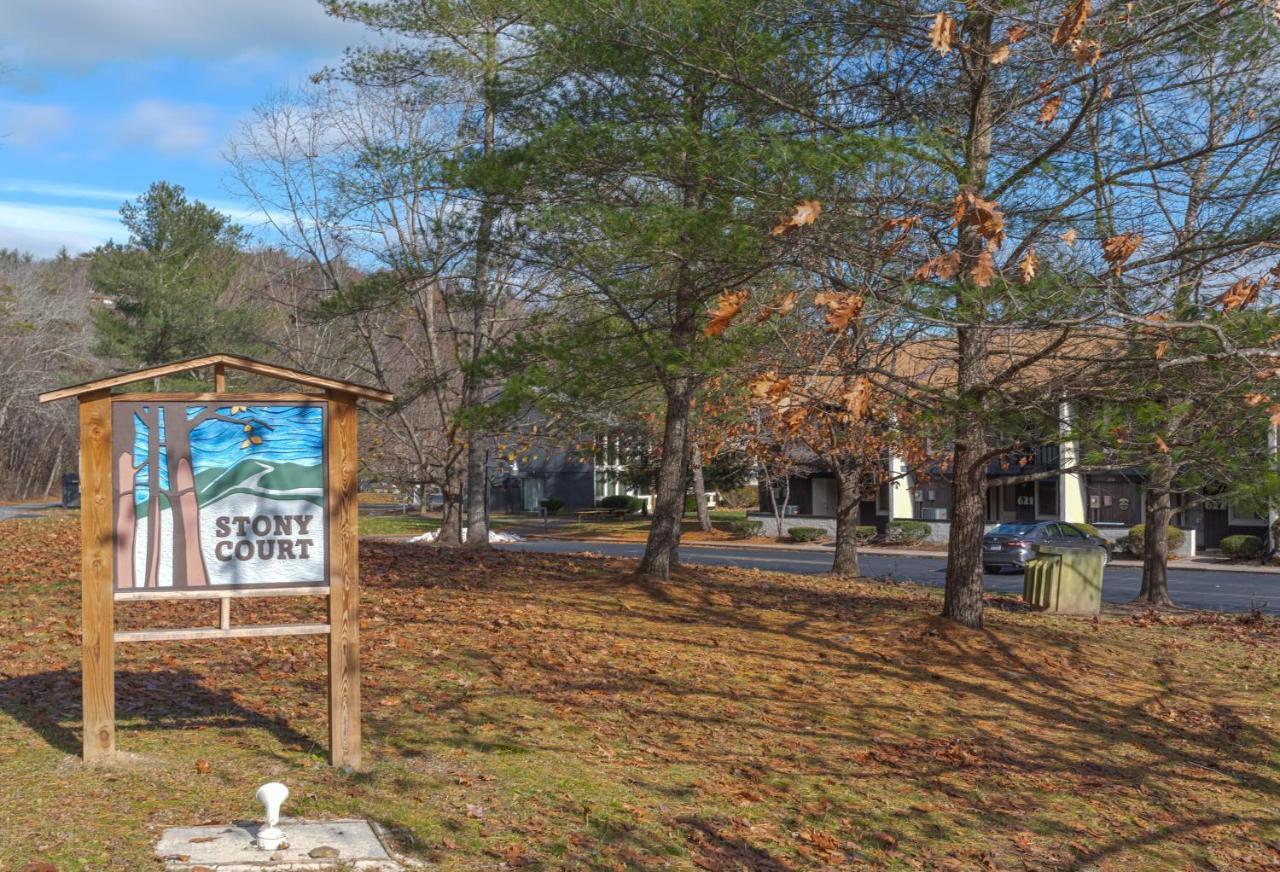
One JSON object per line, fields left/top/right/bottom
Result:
{"left": 38, "top": 353, "right": 395, "bottom": 404}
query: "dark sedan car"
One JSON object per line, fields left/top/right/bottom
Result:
{"left": 982, "top": 521, "right": 1110, "bottom": 573}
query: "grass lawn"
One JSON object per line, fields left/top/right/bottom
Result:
{"left": 550, "top": 509, "right": 752, "bottom": 542}
{"left": 2, "top": 515, "right": 1279, "bottom": 869}
{"left": 358, "top": 513, "right": 442, "bottom": 536}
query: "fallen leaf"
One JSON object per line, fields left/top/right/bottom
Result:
{"left": 194, "top": 758, "right": 211, "bottom": 775}
{"left": 466, "top": 803, "right": 487, "bottom": 819}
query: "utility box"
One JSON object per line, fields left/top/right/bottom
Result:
{"left": 61, "top": 472, "right": 80, "bottom": 508}
{"left": 1023, "top": 545, "right": 1104, "bottom": 616}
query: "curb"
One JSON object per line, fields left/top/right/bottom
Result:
{"left": 362, "top": 532, "right": 1280, "bottom": 575}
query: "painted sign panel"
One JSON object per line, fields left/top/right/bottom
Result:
{"left": 111, "top": 400, "right": 327, "bottom": 592}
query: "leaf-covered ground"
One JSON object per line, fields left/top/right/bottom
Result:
{"left": 1, "top": 514, "right": 1279, "bottom": 870}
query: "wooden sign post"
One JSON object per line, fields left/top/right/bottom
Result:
{"left": 40, "top": 354, "right": 393, "bottom": 768}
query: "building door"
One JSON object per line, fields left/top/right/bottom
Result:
{"left": 1202, "top": 503, "right": 1230, "bottom": 549}
{"left": 1087, "top": 478, "right": 1138, "bottom": 526}
{"left": 522, "top": 477, "right": 545, "bottom": 512}
{"left": 811, "top": 478, "right": 836, "bottom": 517}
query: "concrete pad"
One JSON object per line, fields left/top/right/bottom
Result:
{"left": 156, "top": 818, "right": 406, "bottom": 871}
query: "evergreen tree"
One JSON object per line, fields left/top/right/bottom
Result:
{"left": 90, "top": 182, "right": 253, "bottom": 368}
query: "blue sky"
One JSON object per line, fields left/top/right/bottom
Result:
{"left": 0, "top": 0, "right": 371, "bottom": 256}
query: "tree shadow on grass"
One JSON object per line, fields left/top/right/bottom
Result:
{"left": 0, "top": 668, "right": 315, "bottom": 756}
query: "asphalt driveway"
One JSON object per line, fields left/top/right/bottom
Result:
{"left": 500, "top": 539, "right": 1279, "bottom": 614}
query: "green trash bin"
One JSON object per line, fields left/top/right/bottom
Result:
{"left": 1023, "top": 545, "right": 1104, "bottom": 615}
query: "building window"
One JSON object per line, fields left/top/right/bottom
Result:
{"left": 1228, "top": 504, "right": 1268, "bottom": 527}
{"left": 1037, "top": 479, "right": 1059, "bottom": 518}
{"left": 876, "top": 484, "right": 890, "bottom": 515}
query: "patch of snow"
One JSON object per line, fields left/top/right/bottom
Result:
{"left": 410, "top": 527, "right": 523, "bottom": 544}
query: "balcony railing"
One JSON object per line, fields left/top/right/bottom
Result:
{"left": 988, "top": 444, "right": 1060, "bottom": 476}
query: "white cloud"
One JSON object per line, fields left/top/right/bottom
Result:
{"left": 114, "top": 99, "right": 219, "bottom": 156}
{"left": 0, "top": 0, "right": 357, "bottom": 70}
{"left": 0, "top": 200, "right": 123, "bottom": 255}
{"left": 0, "top": 100, "right": 73, "bottom": 149}
{"left": 0, "top": 178, "right": 134, "bottom": 201}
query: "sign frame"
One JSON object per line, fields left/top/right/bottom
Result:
{"left": 40, "top": 355, "right": 394, "bottom": 769}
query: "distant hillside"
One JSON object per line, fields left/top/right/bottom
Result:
{"left": 136, "top": 459, "right": 324, "bottom": 515}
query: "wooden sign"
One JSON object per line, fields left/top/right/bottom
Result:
{"left": 111, "top": 400, "right": 328, "bottom": 592}
{"left": 40, "top": 355, "right": 393, "bottom": 768}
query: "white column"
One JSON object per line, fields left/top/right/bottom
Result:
{"left": 890, "top": 454, "right": 914, "bottom": 520}
{"left": 1058, "top": 401, "right": 1087, "bottom": 523}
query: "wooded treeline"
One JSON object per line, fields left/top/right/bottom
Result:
{"left": 9, "top": 0, "right": 1280, "bottom": 628}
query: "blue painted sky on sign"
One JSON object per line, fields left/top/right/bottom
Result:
{"left": 131, "top": 405, "right": 324, "bottom": 504}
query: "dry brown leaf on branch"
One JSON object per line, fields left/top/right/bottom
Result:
{"left": 930, "top": 12, "right": 957, "bottom": 55}
{"left": 913, "top": 251, "right": 963, "bottom": 281}
{"left": 749, "top": 371, "right": 791, "bottom": 402}
{"left": 1154, "top": 340, "right": 1168, "bottom": 360}
{"left": 815, "top": 292, "right": 865, "bottom": 332}
{"left": 1007, "top": 22, "right": 1030, "bottom": 42}
{"left": 951, "top": 188, "right": 1006, "bottom": 248}
{"left": 1269, "top": 404, "right": 1280, "bottom": 427}
{"left": 1219, "top": 276, "right": 1269, "bottom": 312}
{"left": 912, "top": 251, "right": 963, "bottom": 281}
{"left": 1053, "top": 0, "right": 1092, "bottom": 48}
{"left": 1019, "top": 248, "right": 1039, "bottom": 283}
{"left": 703, "top": 289, "right": 749, "bottom": 337}
{"left": 755, "top": 290, "right": 797, "bottom": 323}
{"left": 1244, "top": 392, "right": 1267, "bottom": 407}
{"left": 1071, "top": 39, "right": 1101, "bottom": 67}
{"left": 1154, "top": 435, "right": 1170, "bottom": 453}
{"left": 1038, "top": 95, "right": 1064, "bottom": 126}
{"left": 1061, "top": 228, "right": 1079, "bottom": 246}
{"left": 991, "top": 43, "right": 1012, "bottom": 65}
{"left": 971, "top": 250, "right": 998, "bottom": 287}
{"left": 880, "top": 215, "right": 923, "bottom": 234}
{"left": 842, "top": 378, "right": 872, "bottom": 419}
{"left": 1102, "top": 232, "right": 1141, "bottom": 275}
{"left": 770, "top": 199, "right": 822, "bottom": 236}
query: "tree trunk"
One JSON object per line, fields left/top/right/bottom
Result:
{"left": 162, "top": 402, "right": 209, "bottom": 587}
{"left": 1135, "top": 465, "right": 1175, "bottom": 606}
{"left": 831, "top": 468, "right": 861, "bottom": 576}
{"left": 944, "top": 327, "right": 992, "bottom": 628}
{"left": 690, "top": 442, "right": 712, "bottom": 533}
{"left": 144, "top": 408, "right": 163, "bottom": 588}
{"left": 463, "top": 438, "right": 491, "bottom": 547}
{"left": 941, "top": 8, "right": 996, "bottom": 629}
{"left": 438, "top": 489, "right": 464, "bottom": 546}
{"left": 638, "top": 380, "right": 693, "bottom": 578}
{"left": 115, "top": 450, "right": 138, "bottom": 589}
